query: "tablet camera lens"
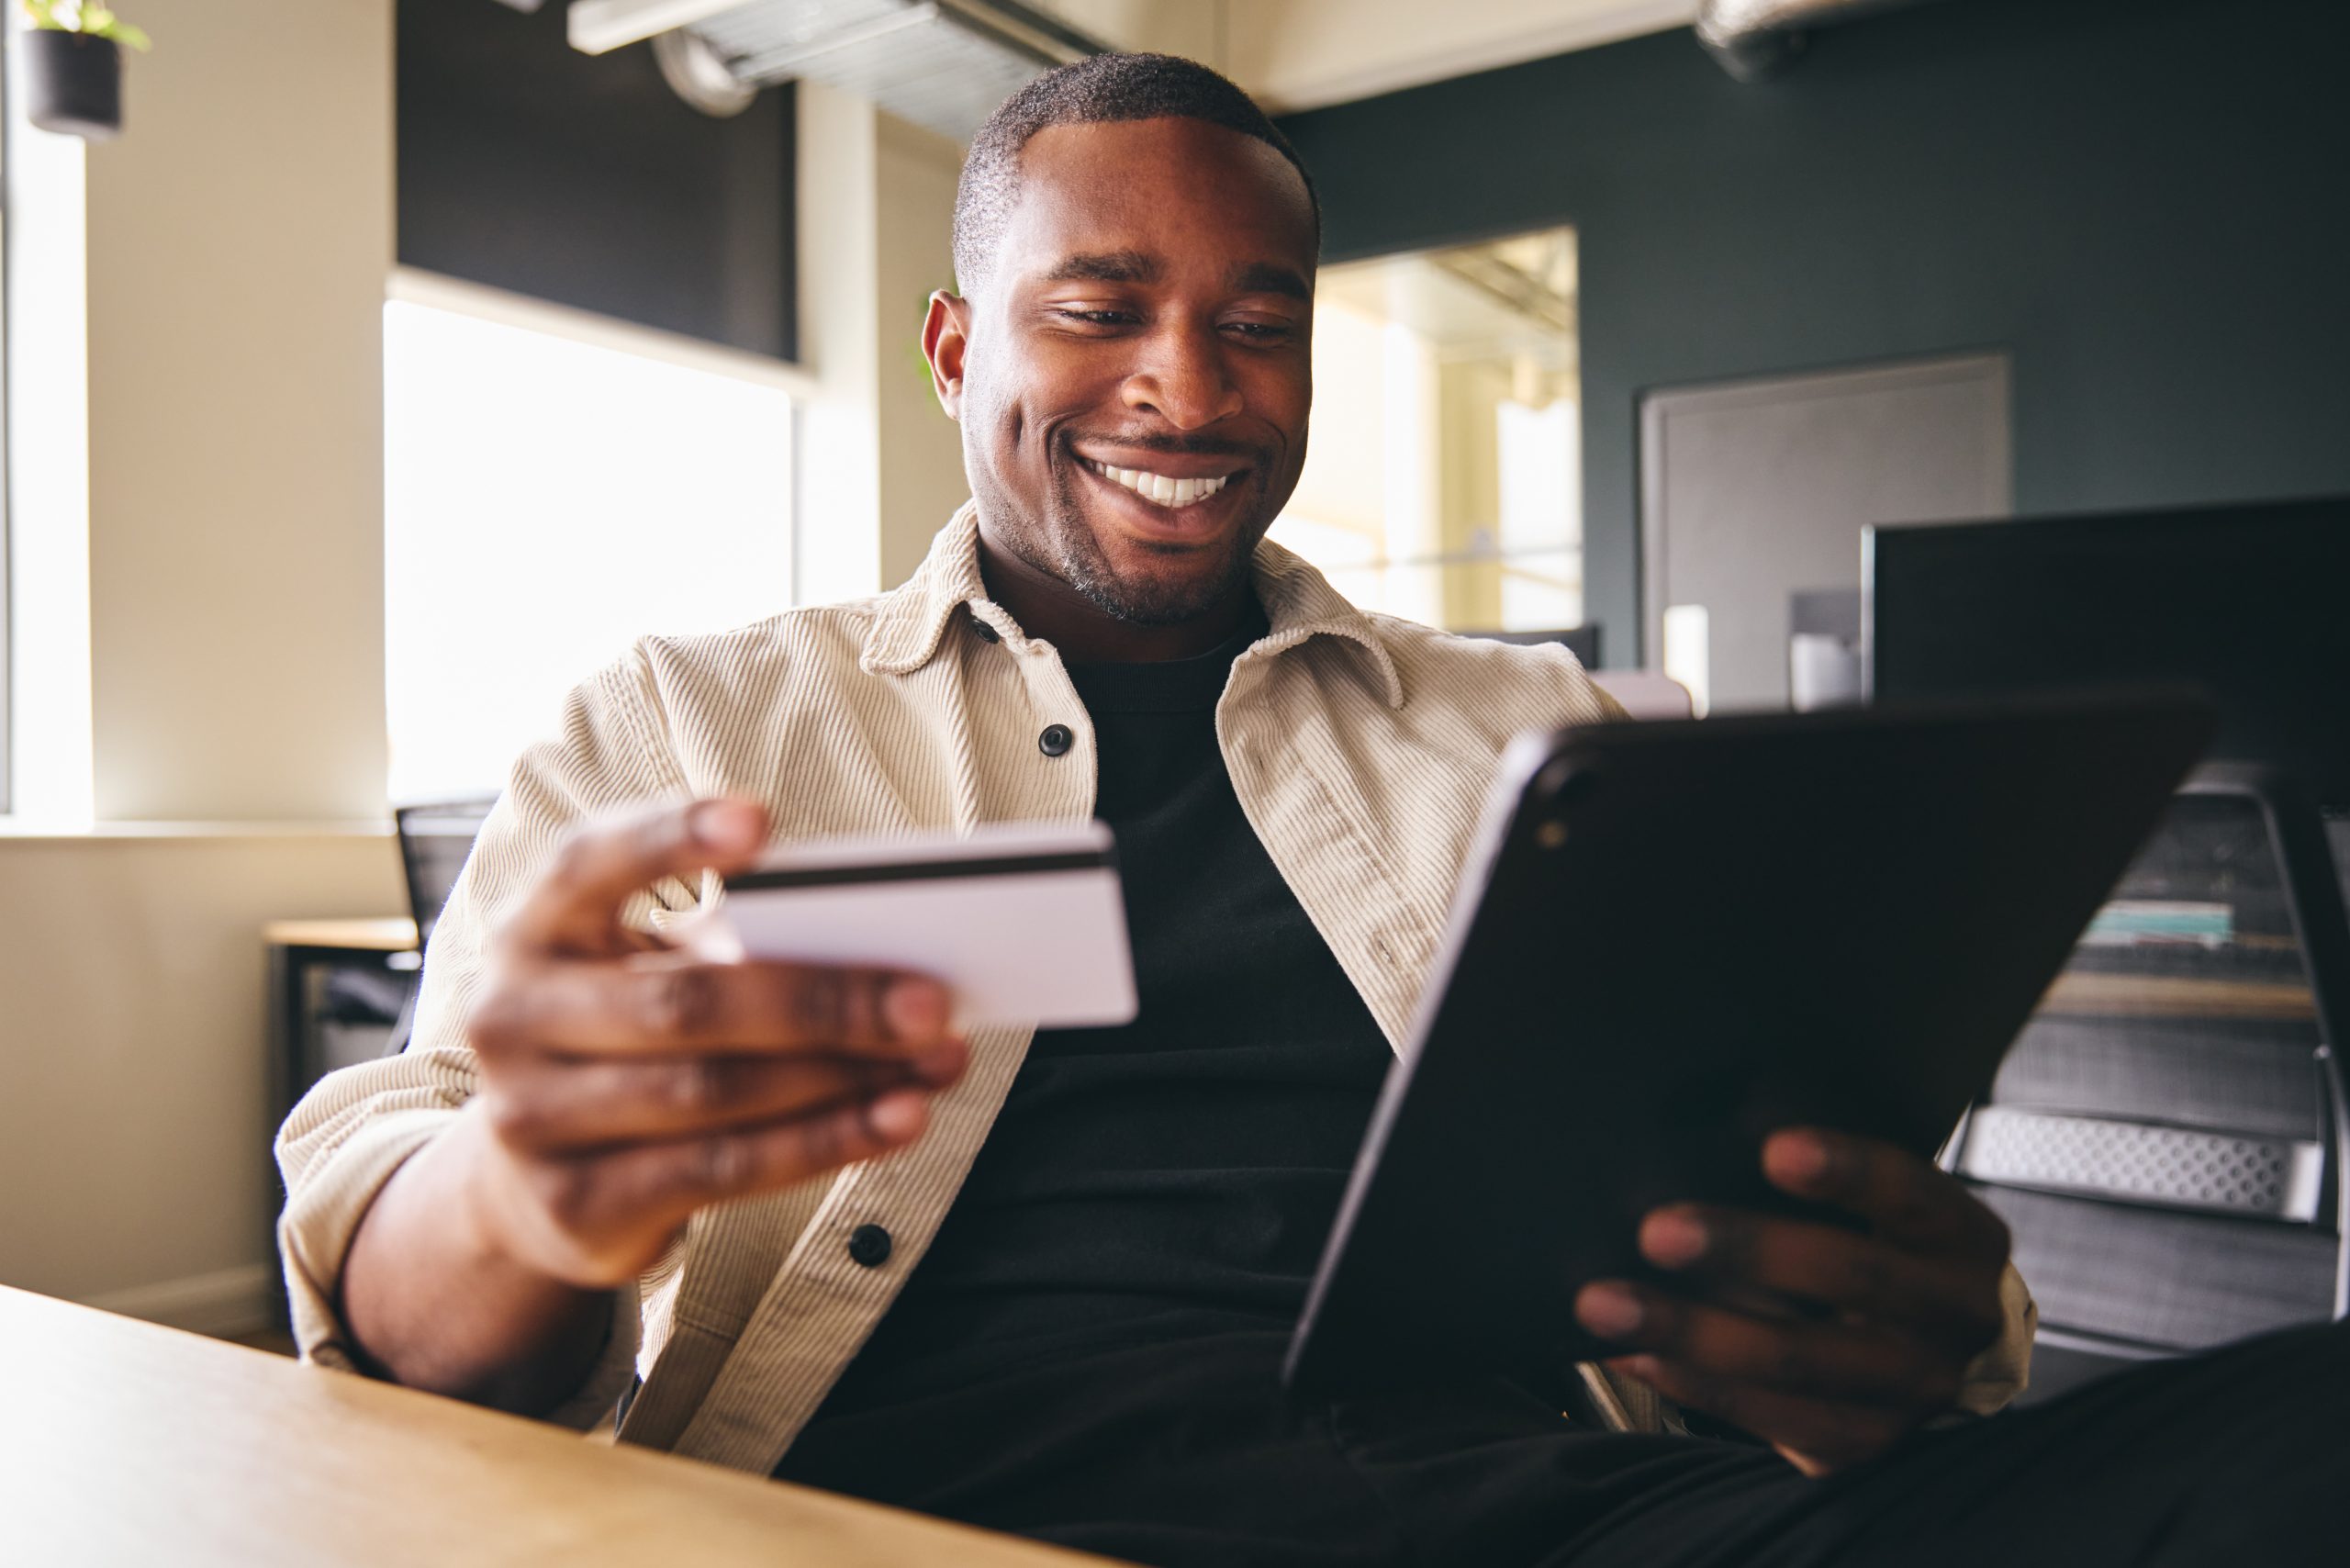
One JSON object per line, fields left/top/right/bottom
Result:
{"left": 1536, "top": 820, "right": 1569, "bottom": 850}
{"left": 1539, "top": 763, "right": 1598, "bottom": 803}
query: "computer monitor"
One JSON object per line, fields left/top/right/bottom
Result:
{"left": 1865, "top": 496, "right": 2350, "bottom": 814}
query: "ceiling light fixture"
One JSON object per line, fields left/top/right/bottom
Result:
{"left": 567, "top": 0, "right": 1104, "bottom": 140}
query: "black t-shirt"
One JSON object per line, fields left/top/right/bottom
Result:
{"left": 800, "top": 608, "right": 1395, "bottom": 1419}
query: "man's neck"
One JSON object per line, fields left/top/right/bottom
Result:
{"left": 976, "top": 526, "right": 1254, "bottom": 665}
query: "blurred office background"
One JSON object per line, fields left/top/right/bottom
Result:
{"left": 3, "top": 0, "right": 2345, "bottom": 1351}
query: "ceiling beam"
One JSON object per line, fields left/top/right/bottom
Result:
{"left": 567, "top": 0, "right": 748, "bottom": 55}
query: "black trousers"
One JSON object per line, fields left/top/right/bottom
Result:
{"left": 772, "top": 1321, "right": 2347, "bottom": 1566}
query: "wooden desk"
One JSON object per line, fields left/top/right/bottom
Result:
{"left": 0, "top": 1287, "right": 1124, "bottom": 1566}
{"left": 264, "top": 918, "right": 428, "bottom": 1312}
{"left": 263, "top": 917, "right": 421, "bottom": 952}
{"left": 263, "top": 916, "right": 422, "bottom": 1117}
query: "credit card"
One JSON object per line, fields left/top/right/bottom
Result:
{"left": 678, "top": 821, "right": 1136, "bottom": 1030}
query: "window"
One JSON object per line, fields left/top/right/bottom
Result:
{"left": 3, "top": 73, "right": 94, "bottom": 823}
{"left": 1275, "top": 228, "right": 1583, "bottom": 640}
{"left": 1, "top": 76, "right": 13, "bottom": 815}
{"left": 384, "top": 280, "right": 798, "bottom": 803}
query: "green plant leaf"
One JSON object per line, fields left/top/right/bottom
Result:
{"left": 19, "top": 1, "right": 149, "bottom": 47}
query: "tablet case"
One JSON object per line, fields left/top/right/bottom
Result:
{"left": 1285, "top": 692, "right": 2214, "bottom": 1394}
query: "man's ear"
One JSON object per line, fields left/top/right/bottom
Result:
{"left": 923, "top": 290, "right": 970, "bottom": 419}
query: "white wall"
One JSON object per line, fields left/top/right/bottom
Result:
{"left": 797, "top": 88, "right": 970, "bottom": 599}
{"left": 1034, "top": 0, "right": 1221, "bottom": 66}
{"left": 791, "top": 81, "right": 887, "bottom": 607}
{"left": 876, "top": 113, "right": 972, "bottom": 588}
{"left": 0, "top": 833, "right": 405, "bottom": 1327}
{"left": 80, "top": 0, "right": 395, "bottom": 824}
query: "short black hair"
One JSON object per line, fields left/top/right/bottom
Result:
{"left": 951, "top": 52, "right": 1321, "bottom": 295}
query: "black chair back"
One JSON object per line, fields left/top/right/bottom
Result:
{"left": 1944, "top": 767, "right": 2349, "bottom": 1400}
{"left": 385, "top": 797, "right": 498, "bottom": 1056}
{"left": 394, "top": 797, "right": 498, "bottom": 947}
{"left": 1463, "top": 625, "right": 1601, "bottom": 667}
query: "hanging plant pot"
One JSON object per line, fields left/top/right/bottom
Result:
{"left": 23, "top": 29, "right": 124, "bottom": 142}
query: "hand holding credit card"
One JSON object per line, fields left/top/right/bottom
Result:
{"left": 680, "top": 821, "right": 1138, "bottom": 1030}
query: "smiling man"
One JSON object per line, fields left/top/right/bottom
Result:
{"left": 281, "top": 53, "right": 2340, "bottom": 1568}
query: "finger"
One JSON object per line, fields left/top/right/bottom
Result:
{"left": 1762, "top": 1128, "right": 2011, "bottom": 1265}
{"left": 484, "top": 1038, "right": 968, "bottom": 1154}
{"left": 471, "top": 954, "right": 954, "bottom": 1058}
{"left": 539, "top": 1090, "right": 935, "bottom": 1240}
{"left": 1638, "top": 1205, "right": 2007, "bottom": 1353}
{"left": 503, "top": 798, "right": 769, "bottom": 958}
{"left": 1606, "top": 1354, "right": 1918, "bottom": 1477}
{"left": 1574, "top": 1281, "right": 1964, "bottom": 1410}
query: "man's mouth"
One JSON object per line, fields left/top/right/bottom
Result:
{"left": 1080, "top": 458, "right": 1237, "bottom": 511}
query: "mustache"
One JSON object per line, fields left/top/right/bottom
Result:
{"left": 1061, "top": 431, "right": 1266, "bottom": 464}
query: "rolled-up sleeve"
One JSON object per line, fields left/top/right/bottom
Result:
{"left": 1953, "top": 1260, "right": 2038, "bottom": 1417}
{"left": 274, "top": 644, "right": 688, "bottom": 1428}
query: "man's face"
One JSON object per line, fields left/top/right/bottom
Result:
{"left": 934, "top": 118, "right": 1317, "bottom": 625}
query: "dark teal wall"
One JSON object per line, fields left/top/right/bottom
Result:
{"left": 1276, "top": 0, "right": 2350, "bottom": 665}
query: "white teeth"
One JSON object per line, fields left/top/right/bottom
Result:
{"left": 1086, "top": 460, "right": 1232, "bottom": 510}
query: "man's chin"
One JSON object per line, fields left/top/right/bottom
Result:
{"left": 1067, "top": 554, "right": 1250, "bottom": 626}
{"left": 1076, "top": 503, "right": 1270, "bottom": 619}
{"left": 988, "top": 470, "right": 1267, "bottom": 628}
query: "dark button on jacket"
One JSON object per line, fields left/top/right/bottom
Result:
{"left": 847, "top": 1224, "right": 893, "bottom": 1268}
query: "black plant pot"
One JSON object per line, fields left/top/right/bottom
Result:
{"left": 23, "top": 30, "right": 124, "bottom": 142}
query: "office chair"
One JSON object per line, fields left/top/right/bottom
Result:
{"left": 1464, "top": 625, "right": 1602, "bottom": 669}
{"left": 384, "top": 796, "right": 499, "bottom": 1056}
{"left": 1942, "top": 766, "right": 2350, "bottom": 1401}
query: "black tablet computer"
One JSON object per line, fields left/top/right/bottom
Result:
{"left": 1284, "top": 692, "right": 2213, "bottom": 1394}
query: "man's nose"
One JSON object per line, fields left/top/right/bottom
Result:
{"left": 1122, "top": 324, "right": 1244, "bottom": 431}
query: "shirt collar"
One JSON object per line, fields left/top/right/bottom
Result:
{"left": 859, "top": 501, "right": 1407, "bottom": 709}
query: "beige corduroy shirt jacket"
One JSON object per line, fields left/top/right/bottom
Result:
{"left": 277, "top": 504, "right": 2033, "bottom": 1476}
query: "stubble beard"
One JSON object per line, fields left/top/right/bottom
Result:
{"left": 979, "top": 443, "right": 1260, "bottom": 628}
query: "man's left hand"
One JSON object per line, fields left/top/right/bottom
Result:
{"left": 1572, "top": 1127, "right": 2011, "bottom": 1477}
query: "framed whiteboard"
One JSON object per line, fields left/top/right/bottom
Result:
{"left": 1639, "top": 352, "right": 2012, "bottom": 710}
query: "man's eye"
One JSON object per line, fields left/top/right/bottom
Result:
{"left": 1225, "top": 320, "right": 1292, "bottom": 342}
{"left": 1054, "top": 308, "right": 1136, "bottom": 328}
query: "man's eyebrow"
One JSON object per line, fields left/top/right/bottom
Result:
{"left": 1229, "top": 262, "right": 1312, "bottom": 302}
{"left": 1042, "top": 251, "right": 1160, "bottom": 285}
